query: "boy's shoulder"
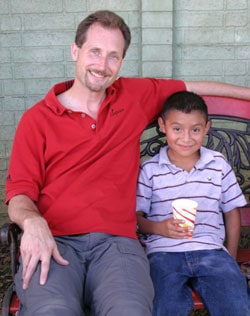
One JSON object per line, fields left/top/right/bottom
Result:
{"left": 199, "top": 146, "right": 232, "bottom": 170}
{"left": 140, "top": 146, "right": 230, "bottom": 171}
{"left": 140, "top": 146, "right": 167, "bottom": 168}
{"left": 200, "top": 146, "right": 227, "bottom": 162}
{"left": 141, "top": 153, "right": 160, "bottom": 168}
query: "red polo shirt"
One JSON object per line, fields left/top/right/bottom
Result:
{"left": 6, "top": 77, "right": 186, "bottom": 238}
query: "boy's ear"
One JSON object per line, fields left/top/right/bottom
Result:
{"left": 205, "top": 120, "right": 211, "bottom": 134}
{"left": 158, "top": 117, "right": 166, "bottom": 133}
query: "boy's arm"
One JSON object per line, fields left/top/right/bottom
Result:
{"left": 224, "top": 208, "right": 241, "bottom": 259}
{"left": 136, "top": 211, "right": 190, "bottom": 238}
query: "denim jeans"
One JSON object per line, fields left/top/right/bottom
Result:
{"left": 148, "top": 250, "right": 250, "bottom": 316}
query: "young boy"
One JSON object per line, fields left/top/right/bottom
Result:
{"left": 136, "top": 91, "right": 249, "bottom": 316}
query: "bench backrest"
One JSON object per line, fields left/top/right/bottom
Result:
{"left": 140, "top": 96, "right": 250, "bottom": 224}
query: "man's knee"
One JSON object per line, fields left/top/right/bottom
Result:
{"left": 19, "top": 300, "right": 83, "bottom": 316}
{"left": 94, "top": 300, "right": 152, "bottom": 316}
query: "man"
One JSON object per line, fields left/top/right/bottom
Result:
{"left": 6, "top": 10, "right": 250, "bottom": 316}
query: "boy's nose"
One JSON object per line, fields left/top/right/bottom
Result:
{"left": 182, "top": 130, "right": 191, "bottom": 141}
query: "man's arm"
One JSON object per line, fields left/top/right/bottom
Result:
{"left": 8, "top": 194, "right": 69, "bottom": 289}
{"left": 137, "top": 211, "right": 190, "bottom": 238}
{"left": 185, "top": 81, "right": 250, "bottom": 100}
{"left": 224, "top": 208, "right": 241, "bottom": 259}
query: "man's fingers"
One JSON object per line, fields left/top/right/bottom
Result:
{"left": 22, "top": 255, "right": 40, "bottom": 289}
{"left": 21, "top": 241, "right": 69, "bottom": 289}
{"left": 39, "top": 246, "right": 69, "bottom": 286}
{"left": 52, "top": 246, "right": 69, "bottom": 266}
{"left": 39, "top": 245, "right": 69, "bottom": 286}
{"left": 21, "top": 253, "right": 31, "bottom": 280}
{"left": 39, "top": 257, "right": 51, "bottom": 286}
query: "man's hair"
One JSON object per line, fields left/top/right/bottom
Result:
{"left": 75, "top": 10, "right": 131, "bottom": 58}
{"left": 161, "top": 91, "right": 209, "bottom": 122}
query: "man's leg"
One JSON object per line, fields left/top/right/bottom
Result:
{"left": 15, "top": 237, "right": 85, "bottom": 316}
{"left": 84, "top": 234, "right": 154, "bottom": 316}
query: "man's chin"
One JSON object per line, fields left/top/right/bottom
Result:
{"left": 84, "top": 81, "right": 101, "bottom": 90}
{"left": 86, "top": 80, "right": 111, "bottom": 92}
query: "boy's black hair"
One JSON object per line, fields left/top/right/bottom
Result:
{"left": 161, "top": 91, "right": 208, "bottom": 122}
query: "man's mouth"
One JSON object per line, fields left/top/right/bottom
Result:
{"left": 89, "top": 70, "right": 107, "bottom": 78}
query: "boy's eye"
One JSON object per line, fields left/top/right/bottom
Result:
{"left": 193, "top": 128, "right": 200, "bottom": 133}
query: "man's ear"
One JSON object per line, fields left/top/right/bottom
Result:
{"left": 71, "top": 42, "right": 79, "bottom": 61}
{"left": 158, "top": 117, "right": 166, "bottom": 133}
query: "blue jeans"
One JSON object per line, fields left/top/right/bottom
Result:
{"left": 148, "top": 250, "right": 250, "bottom": 316}
{"left": 15, "top": 233, "right": 154, "bottom": 316}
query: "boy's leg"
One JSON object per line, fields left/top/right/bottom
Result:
{"left": 85, "top": 234, "right": 154, "bottom": 316}
{"left": 192, "top": 249, "right": 250, "bottom": 316}
{"left": 148, "top": 252, "right": 194, "bottom": 316}
{"left": 15, "top": 237, "right": 85, "bottom": 316}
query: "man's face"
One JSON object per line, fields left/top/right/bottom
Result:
{"left": 71, "top": 23, "right": 125, "bottom": 93}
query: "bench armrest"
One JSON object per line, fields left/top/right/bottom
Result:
{"left": 0, "top": 222, "right": 21, "bottom": 277}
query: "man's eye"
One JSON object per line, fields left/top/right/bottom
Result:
{"left": 110, "top": 54, "right": 119, "bottom": 60}
{"left": 91, "top": 49, "right": 100, "bottom": 56}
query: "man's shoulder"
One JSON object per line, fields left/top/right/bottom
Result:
{"left": 113, "top": 77, "right": 179, "bottom": 90}
{"left": 24, "top": 80, "right": 70, "bottom": 117}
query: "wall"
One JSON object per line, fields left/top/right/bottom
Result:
{"left": 173, "top": 0, "right": 250, "bottom": 84}
{"left": 0, "top": 0, "right": 250, "bottom": 221}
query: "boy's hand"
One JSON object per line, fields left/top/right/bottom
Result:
{"left": 157, "top": 218, "right": 193, "bottom": 238}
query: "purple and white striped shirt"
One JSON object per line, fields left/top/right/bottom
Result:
{"left": 136, "top": 146, "right": 247, "bottom": 254}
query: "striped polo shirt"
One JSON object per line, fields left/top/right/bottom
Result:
{"left": 136, "top": 146, "right": 247, "bottom": 254}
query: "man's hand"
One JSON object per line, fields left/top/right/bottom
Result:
{"left": 8, "top": 195, "right": 69, "bottom": 289}
{"left": 21, "top": 216, "right": 69, "bottom": 289}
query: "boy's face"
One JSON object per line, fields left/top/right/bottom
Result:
{"left": 158, "top": 109, "right": 211, "bottom": 161}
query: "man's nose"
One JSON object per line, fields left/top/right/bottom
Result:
{"left": 97, "top": 55, "right": 108, "bottom": 69}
